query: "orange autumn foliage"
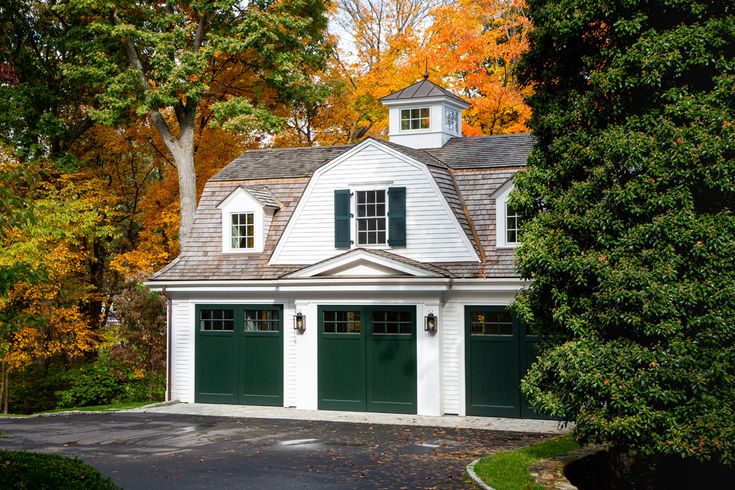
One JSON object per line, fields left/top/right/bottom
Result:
{"left": 287, "top": 0, "right": 532, "bottom": 145}
{"left": 0, "top": 163, "right": 120, "bottom": 369}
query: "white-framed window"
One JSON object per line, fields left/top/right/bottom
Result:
{"left": 356, "top": 189, "right": 387, "bottom": 245}
{"left": 495, "top": 181, "right": 521, "bottom": 248}
{"left": 505, "top": 203, "right": 520, "bottom": 245}
{"left": 446, "top": 107, "right": 459, "bottom": 133}
{"left": 231, "top": 212, "right": 255, "bottom": 249}
{"left": 400, "top": 107, "right": 430, "bottom": 131}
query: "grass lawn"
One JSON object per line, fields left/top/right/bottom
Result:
{"left": 38, "top": 400, "right": 155, "bottom": 414}
{"left": 0, "top": 400, "right": 156, "bottom": 417}
{"left": 471, "top": 434, "right": 578, "bottom": 490}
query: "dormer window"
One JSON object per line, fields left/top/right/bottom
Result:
{"left": 401, "top": 108, "right": 430, "bottom": 131}
{"left": 446, "top": 107, "right": 459, "bottom": 133}
{"left": 231, "top": 213, "right": 255, "bottom": 249}
{"left": 218, "top": 186, "right": 280, "bottom": 254}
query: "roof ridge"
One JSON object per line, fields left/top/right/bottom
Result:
{"left": 237, "top": 143, "right": 354, "bottom": 154}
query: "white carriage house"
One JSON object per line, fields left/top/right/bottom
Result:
{"left": 147, "top": 78, "right": 540, "bottom": 418}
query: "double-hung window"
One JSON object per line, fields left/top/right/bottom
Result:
{"left": 334, "top": 186, "right": 405, "bottom": 249}
{"left": 400, "top": 108, "right": 430, "bottom": 130}
{"left": 505, "top": 203, "right": 520, "bottom": 245}
{"left": 356, "top": 190, "right": 386, "bottom": 245}
{"left": 231, "top": 212, "right": 255, "bottom": 249}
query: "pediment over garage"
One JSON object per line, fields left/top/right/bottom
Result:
{"left": 284, "top": 249, "right": 450, "bottom": 279}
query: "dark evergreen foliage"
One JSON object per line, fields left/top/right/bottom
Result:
{"left": 514, "top": 0, "right": 735, "bottom": 464}
{"left": 0, "top": 450, "right": 120, "bottom": 489}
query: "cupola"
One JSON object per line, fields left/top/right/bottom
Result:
{"left": 380, "top": 75, "right": 470, "bottom": 149}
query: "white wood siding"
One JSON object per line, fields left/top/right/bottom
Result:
{"left": 441, "top": 301, "right": 461, "bottom": 414}
{"left": 271, "top": 144, "right": 477, "bottom": 264}
{"left": 171, "top": 300, "right": 195, "bottom": 402}
{"left": 284, "top": 303, "right": 298, "bottom": 407}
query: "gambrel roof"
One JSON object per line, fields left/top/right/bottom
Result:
{"left": 426, "top": 133, "right": 535, "bottom": 168}
{"left": 151, "top": 134, "right": 531, "bottom": 282}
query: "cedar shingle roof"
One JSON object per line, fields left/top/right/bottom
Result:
{"left": 381, "top": 79, "right": 469, "bottom": 107}
{"left": 211, "top": 145, "right": 352, "bottom": 181}
{"left": 427, "top": 134, "right": 535, "bottom": 168}
{"left": 151, "top": 135, "right": 531, "bottom": 282}
{"left": 242, "top": 185, "right": 281, "bottom": 209}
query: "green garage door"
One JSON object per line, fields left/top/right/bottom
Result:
{"left": 195, "top": 304, "right": 283, "bottom": 406}
{"left": 318, "top": 305, "right": 417, "bottom": 414}
{"left": 465, "top": 306, "right": 539, "bottom": 418}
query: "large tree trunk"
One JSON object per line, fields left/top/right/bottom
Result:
{"left": 150, "top": 105, "right": 198, "bottom": 247}
{"left": 121, "top": 31, "right": 199, "bottom": 248}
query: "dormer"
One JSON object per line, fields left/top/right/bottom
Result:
{"left": 380, "top": 77, "right": 470, "bottom": 149}
{"left": 217, "top": 186, "right": 281, "bottom": 254}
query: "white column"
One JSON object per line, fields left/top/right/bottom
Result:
{"left": 416, "top": 302, "right": 442, "bottom": 416}
{"left": 295, "top": 301, "right": 319, "bottom": 410}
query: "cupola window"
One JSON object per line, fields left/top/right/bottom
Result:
{"left": 446, "top": 107, "right": 459, "bottom": 132}
{"left": 400, "top": 108, "right": 430, "bottom": 130}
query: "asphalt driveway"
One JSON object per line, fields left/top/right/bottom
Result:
{"left": 0, "top": 412, "right": 551, "bottom": 489}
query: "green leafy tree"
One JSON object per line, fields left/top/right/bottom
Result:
{"left": 63, "top": 0, "right": 332, "bottom": 245}
{"left": 514, "top": 0, "right": 735, "bottom": 465}
{"left": 0, "top": 1, "right": 95, "bottom": 160}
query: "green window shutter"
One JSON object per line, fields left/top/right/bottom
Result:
{"left": 334, "top": 189, "right": 351, "bottom": 248}
{"left": 388, "top": 187, "right": 406, "bottom": 247}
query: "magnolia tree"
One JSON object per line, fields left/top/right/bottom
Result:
{"left": 514, "top": 0, "right": 735, "bottom": 464}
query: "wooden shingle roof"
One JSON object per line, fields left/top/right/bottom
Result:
{"left": 152, "top": 134, "right": 532, "bottom": 281}
{"left": 427, "top": 133, "right": 534, "bottom": 168}
{"left": 211, "top": 145, "right": 352, "bottom": 181}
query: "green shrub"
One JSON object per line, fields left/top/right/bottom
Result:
{"left": 0, "top": 450, "right": 120, "bottom": 489}
{"left": 8, "top": 364, "right": 68, "bottom": 414}
{"left": 56, "top": 353, "right": 125, "bottom": 408}
{"left": 56, "top": 350, "right": 164, "bottom": 409}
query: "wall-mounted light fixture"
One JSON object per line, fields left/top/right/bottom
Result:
{"left": 424, "top": 311, "right": 437, "bottom": 333}
{"left": 293, "top": 312, "right": 306, "bottom": 332}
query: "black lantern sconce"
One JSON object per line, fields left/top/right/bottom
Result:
{"left": 424, "top": 311, "right": 437, "bottom": 333}
{"left": 293, "top": 312, "right": 306, "bottom": 332}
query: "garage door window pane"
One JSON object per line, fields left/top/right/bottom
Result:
{"left": 200, "top": 309, "right": 235, "bottom": 331}
{"left": 372, "top": 311, "right": 412, "bottom": 335}
{"left": 470, "top": 310, "right": 513, "bottom": 335}
{"left": 244, "top": 309, "right": 280, "bottom": 332}
{"left": 323, "top": 311, "right": 361, "bottom": 333}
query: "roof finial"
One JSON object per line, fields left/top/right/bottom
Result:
{"left": 423, "top": 58, "right": 429, "bottom": 80}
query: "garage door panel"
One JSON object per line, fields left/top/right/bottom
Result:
{"left": 367, "top": 335, "right": 416, "bottom": 414}
{"left": 467, "top": 340, "right": 519, "bottom": 417}
{"left": 196, "top": 334, "right": 237, "bottom": 403}
{"left": 465, "top": 306, "right": 525, "bottom": 418}
{"left": 238, "top": 332, "right": 282, "bottom": 406}
{"left": 195, "top": 304, "right": 283, "bottom": 406}
{"left": 318, "top": 335, "right": 365, "bottom": 410}
{"left": 318, "top": 305, "right": 417, "bottom": 414}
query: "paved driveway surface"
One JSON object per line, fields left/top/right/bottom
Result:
{"left": 0, "top": 412, "right": 550, "bottom": 489}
